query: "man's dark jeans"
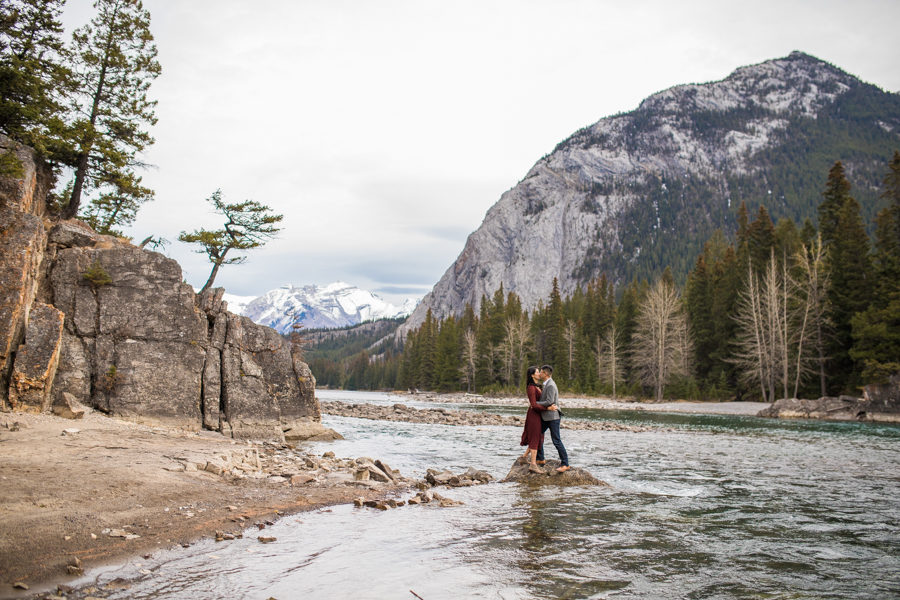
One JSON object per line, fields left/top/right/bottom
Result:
{"left": 536, "top": 419, "right": 569, "bottom": 466}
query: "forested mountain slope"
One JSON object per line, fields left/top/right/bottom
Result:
{"left": 405, "top": 51, "right": 900, "bottom": 330}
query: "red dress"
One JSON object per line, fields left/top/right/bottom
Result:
{"left": 520, "top": 384, "right": 545, "bottom": 450}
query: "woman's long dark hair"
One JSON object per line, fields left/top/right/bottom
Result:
{"left": 525, "top": 365, "right": 541, "bottom": 390}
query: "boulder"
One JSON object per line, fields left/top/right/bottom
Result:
{"left": 8, "top": 302, "right": 64, "bottom": 411}
{"left": 758, "top": 392, "right": 900, "bottom": 423}
{"left": 52, "top": 392, "right": 87, "bottom": 419}
{"left": 45, "top": 241, "right": 208, "bottom": 426}
{"left": 863, "top": 373, "right": 900, "bottom": 415}
{"left": 502, "top": 458, "right": 606, "bottom": 486}
{"left": 282, "top": 420, "right": 343, "bottom": 442}
{"left": 221, "top": 313, "right": 320, "bottom": 439}
{"left": 424, "top": 466, "right": 494, "bottom": 487}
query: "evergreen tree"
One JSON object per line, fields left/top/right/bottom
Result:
{"left": 819, "top": 161, "right": 852, "bottom": 248}
{"left": 736, "top": 200, "right": 750, "bottom": 249}
{"left": 615, "top": 279, "right": 646, "bottom": 385}
{"left": 178, "top": 189, "right": 283, "bottom": 294}
{"left": 434, "top": 316, "right": 461, "bottom": 390}
{"left": 774, "top": 218, "right": 801, "bottom": 264}
{"left": 850, "top": 152, "right": 900, "bottom": 382}
{"left": 747, "top": 205, "right": 776, "bottom": 271}
{"left": 711, "top": 244, "right": 743, "bottom": 396}
{"left": 0, "top": 0, "right": 69, "bottom": 155}
{"left": 827, "top": 195, "right": 872, "bottom": 392}
{"left": 685, "top": 250, "right": 714, "bottom": 380}
{"left": 417, "top": 309, "right": 437, "bottom": 389}
{"left": 543, "top": 277, "right": 564, "bottom": 369}
{"left": 474, "top": 297, "right": 494, "bottom": 389}
{"left": 61, "top": 0, "right": 161, "bottom": 224}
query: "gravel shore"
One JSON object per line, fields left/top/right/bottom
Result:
{"left": 393, "top": 391, "right": 769, "bottom": 416}
{"left": 320, "top": 400, "right": 658, "bottom": 432}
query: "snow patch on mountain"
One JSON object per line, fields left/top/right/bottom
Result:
{"left": 223, "top": 282, "right": 418, "bottom": 333}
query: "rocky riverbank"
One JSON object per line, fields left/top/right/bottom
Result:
{"left": 0, "top": 410, "right": 480, "bottom": 597}
{"left": 390, "top": 391, "right": 769, "bottom": 416}
{"left": 320, "top": 400, "right": 658, "bottom": 432}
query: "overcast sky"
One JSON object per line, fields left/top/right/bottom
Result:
{"left": 60, "top": 0, "right": 900, "bottom": 305}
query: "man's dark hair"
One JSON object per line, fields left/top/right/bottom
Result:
{"left": 540, "top": 364, "right": 553, "bottom": 374}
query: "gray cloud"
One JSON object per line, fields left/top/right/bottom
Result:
{"left": 59, "top": 0, "right": 900, "bottom": 308}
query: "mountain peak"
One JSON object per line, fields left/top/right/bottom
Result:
{"left": 232, "top": 282, "right": 419, "bottom": 333}
{"left": 636, "top": 51, "right": 857, "bottom": 118}
{"left": 403, "top": 53, "right": 898, "bottom": 332}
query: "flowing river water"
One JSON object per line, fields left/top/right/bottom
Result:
{"left": 78, "top": 390, "right": 899, "bottom": 599}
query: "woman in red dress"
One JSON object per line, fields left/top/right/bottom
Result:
{"left": 520, "top": 365, "right": 547, "bottom": 472}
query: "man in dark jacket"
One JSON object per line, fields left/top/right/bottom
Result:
{"left": 535, "top": 364, "right": 570, "bottom": 472}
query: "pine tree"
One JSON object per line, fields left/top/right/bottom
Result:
{"left": 774, "top": 218, "right": 801, "bottom": 264}
{"left": 615, "top": 279, "right": 646, "bottom": 385}
{"left": 434, "top": 316, "right": 460, "bottom": 390}
{"left": 178, "top": 189, "right": 283, "bottom": 294}
{"left": 474, "top": 297, "right": 494, "bottom": 389}
{"left": 819, "top": 161, "right": 852, "bottom": 248}
{"left": 710, "top": 245, "right": 742, "bottom": 396}
{"left": 0, "top": 0, "right": 69, "bottom": 155}
{"left": 543, "top": 277, "right": 564, "bottom": 370}
{"left": 747, "top": 205, "right": 776, "bottom": 272}
{"left": 685, "top": 250, "right": 714, "bottom": 380}
{"left": 736, "top": 201, "right": 750, "bottom": 249}
{"left": 61, "top": 0, "right": 161, "bottom": 224}
{"left": 850, "top": 153, "right": 900, "bottom": 382}
{"left": 417, "top": 309, "right": 437, "bottom": 389}
{"left": 827, "top": 196, "right": 872, "bottom": 392}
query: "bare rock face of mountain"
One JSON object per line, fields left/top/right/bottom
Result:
{"left": 405, "top": 52, "right": 900, "bottom": 331}
{"left": 0, "top": 135, "right": 327, "bottom": 441}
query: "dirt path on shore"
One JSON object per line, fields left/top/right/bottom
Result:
{"left": 0, "top": 411, "right": 405, "bottom": 597}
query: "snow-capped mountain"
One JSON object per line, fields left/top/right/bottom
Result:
{"left": 223, "top": 282, "right": 418, "bottom": 333}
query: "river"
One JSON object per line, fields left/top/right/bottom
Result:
{"left": 79, "top": 390, "right": 900, "bottom": 599}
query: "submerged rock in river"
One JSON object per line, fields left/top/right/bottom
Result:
{"left": 502, "top": 458, "right": 606, "bottom": 486}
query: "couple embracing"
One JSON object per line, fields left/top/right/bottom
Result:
{"left": 520, "top": 364, "right": 570, "bottom": 473}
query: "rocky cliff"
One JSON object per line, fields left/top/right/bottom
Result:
{"left": 404, "top": 52, "right": 900, "bottom": 331}
{"left": 0, "top": 134, "right": 324, "bottom": 441}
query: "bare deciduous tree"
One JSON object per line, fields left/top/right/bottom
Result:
{"left": 501, "top": 314, "right": 531, "bottom": 385}
{"left": 596, "top": 323, "right": 625, "bottom": 399}
{"left": 732, "top": 256, "right": 779, "bottom": 402}
{"left": 795, "top": 235, "right": 831, "bottom": 397}
{"left": 731, "top": 248, "right": 819, "bottom": 402}
{"left": 460, "top": 328, "right": 477, "bottom": 393}
{"left": 562, "top": 319, "right": 578, "bottom": 380}
{"left": 630, "top": 278, "right": 692, "bottom": 402}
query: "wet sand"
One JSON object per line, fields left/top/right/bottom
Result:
{"left": 0, "top": 411, "right": 402, "bottom": 598}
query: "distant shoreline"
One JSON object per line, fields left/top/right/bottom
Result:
{"left": 387, "top": 390, "right": 770, "bottom": 417}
